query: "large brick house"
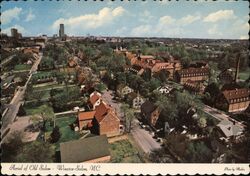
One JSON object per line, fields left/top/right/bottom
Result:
{"left": 216, "top": 88, "right": 250, "bottom": 112}
{"left": 141, "top": 101, "right": 161, "bottom": 127}
{"left": 79, "top": 91, "right": 121, "bottom": 137}
{"left": 175, "top": 67, "right": 209, "bottom": 84}
{"left": 93, "top": 101, "right": 120, "bottom": 137}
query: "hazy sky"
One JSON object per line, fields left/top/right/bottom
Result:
{"left": 1, "top": 0, "right": 249, "bottom": 39}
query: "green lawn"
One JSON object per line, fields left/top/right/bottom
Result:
{"left": 46, "top": 116, "right": 82, "bottom": 151}
{"left": 24, "top": 104, "right": 43, "bottom": 115}
{"left": 26, "top": 89, "right": 51, "bottom": 101}
{"left": 239, "top": 68, "right": 250, "bottom": 81}
{"left": 14, "top": 64, "right": 32, "bottom": 71}
{"left": 109, "top": 139, "right": 142, "bottom": 163}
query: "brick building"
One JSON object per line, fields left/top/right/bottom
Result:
{"left": 216, "top": 88, "right": 250, "bottom": 112}
{"left": 60, "top": 135, "right": 110, "bottom": 163}
{"left": 79, "top": 91, "right": 121, "bottom": 137}
{"left": 78, "top": 111, "right": 95, "bottom": 130}
{"left": 125, "top": 51, "right": 181, "bottom": 78}
{"left": 183, "top": 80, "right": 206, "bottom": 94}
{"left": 218, "top": 68, "right": 235, "bottom": 84}
{"left": 93, "top": 101, "right": 120, "bottom": 137}
{"left": 141, "top": 101, "right": 161, "bottom": 127}
{"left": 175, "top": 67, "right": 209, "bottom": 84}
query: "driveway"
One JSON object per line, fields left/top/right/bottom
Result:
{"left": 2, "top": 116, "right": 40, "bottom": 143}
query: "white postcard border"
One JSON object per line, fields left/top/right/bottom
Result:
{"left": 1, "top": 163, "right": 249, "bottom": 175}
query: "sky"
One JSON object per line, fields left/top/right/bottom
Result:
{"left": 1, "top": 0, "right": 249, "bottom": 39}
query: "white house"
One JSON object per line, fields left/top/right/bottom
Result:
{"left": 156, "top": 85, "right": 173, "bottom": 95}
{"left": 132, "top": 96, "right": 145, "bottom": 109}
{"left": 117, "top": 84, "right": 134, "bottom": 98}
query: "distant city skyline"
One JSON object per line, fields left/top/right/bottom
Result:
{"left": 1, "top": 0, "right": 249, "bottom": 39}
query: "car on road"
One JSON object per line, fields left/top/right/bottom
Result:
{"left": 156, "top": 138, "right": 163, "bottom": 144}
{"left": 139, "top": 122, "right": 143, "bottom": 128}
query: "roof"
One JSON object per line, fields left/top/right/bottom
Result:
{"left": 78, "top": 111, "right": 96, "bottom": 121}
{"left": 184, "top": 80, "right": 204, "bottom": 92}
{"left": 127, "top": 92, "right": 138, "bottom": 100}
{"left": 223, "top": 88, "right": 250, "bottom": 103}
{"left": 89, "top": 91, "right": 101, "bottom": 105}
{"left": 94, "top": 102, "right": 112, "bottom": 123}
{"left": 217, "top": 120, "right": 243, "bottom": 137}
{"left": 178, "top": 67, "right": 209, "bottom": 76}
{"left": 60, "top": 135, "right": 110, "bottom": 163}
{"left": 139, "top": 55, "right": 155, "bottom": 60}
{"left": 141, "top": 100, "right": 157, "bottom": 115}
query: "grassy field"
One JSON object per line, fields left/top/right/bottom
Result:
{"left": 46, "top": 116, "right": 81, "bottom": 151}
{"left": 109, "top": 139, "right": 142, "bottom": 163}
{"left": 14, "top": 64, "right": 32, "bottom": 71}
{"left": 239, "top": 68, "right": 250, "bottom": 81}
{"left": 26, "top": 89, "right": 51, "bottom": 101}
{"left": 24, "top": 104, "right": 43, "bottom": 115}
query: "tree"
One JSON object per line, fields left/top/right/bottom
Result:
{"left": 55, "top": 72, "right": 67, "bottom": 84}
{"left": 155, "top": 95, "right": 178, "bottom": 126}
{"left": 16, "top": 141, "right": 55, "bottom": 162}
{"left": 1, "top": 132, "right": 24, "bottom": 162}
{"left": 197, "top": 117, "right": 207, "bottom": 128}
{"left": 50, "top": 126, "right": 61, "bottom": 143}
{"left": 149, "top": 149, "right": 174, "bottom": 163}
{"left": 32, "top": 105, "right": 54, "bottom": 133}
{"left": 17, "top": 104, "right": 26, "bottom": 116}
{"left": 165, "top": 134, "right": 189, "bottom": 159}
{"left": 155, "top": 70, "right": 170, "bottom": 83}
{"left": 185, "top": 141, "right": 213, "bottom": 163}
{"left": 142, "top": 68, "right": 151, "bottom": 81}
{"left": 204, "top": 82, "right": 221, "bottom": 106}
{"left": 39, "top": 56, "right": 54, "bottom": 70}
{"left": 121, "top": 103, "right": 135, "bottom": 133}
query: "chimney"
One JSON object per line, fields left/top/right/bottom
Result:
{"left": 234, "top": 53, "right": 240, "bottom": 83}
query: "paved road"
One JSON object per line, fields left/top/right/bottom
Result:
{"left": 1, "top": 53, "right": 43, "bottom": 134}
{"left": 101, "top": 89, "right": 161, "bottom": 153}
{"left": 131, "top": 119, "right": 161, "bottom": 153}
{"left": 203, "top": 105, "right": 246, "bottom": 129}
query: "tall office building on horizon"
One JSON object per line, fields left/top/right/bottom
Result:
{"left": 59, "top": 24, "right": 64, "bottom": 38}
{"left": 11, "top": 28, "right": 18, "bottom": 38}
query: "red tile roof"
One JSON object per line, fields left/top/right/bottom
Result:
{"left": 78, "top": 111, "right": 96, "bottom": 121}
{"left": 94, "top": 102, "right": 111, "bottom": 123}
{"left": 89, "top": 92, "right": 101, "bottom": 105}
